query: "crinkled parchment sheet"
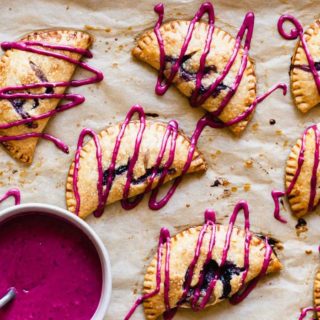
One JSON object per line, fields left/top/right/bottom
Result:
{"left": 0, "top": 0, "right": 320, "bottom": 319}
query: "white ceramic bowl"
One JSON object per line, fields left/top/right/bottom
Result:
{"left": 0, "top": 203, "right": 112, "bottom": 320}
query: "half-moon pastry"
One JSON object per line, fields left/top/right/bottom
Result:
{"left": 285, "top": 124, "right": 320, "bottom": 217}
{"left": 66, "top": 119, "right": 206, "bottom": 219}
{"left": 290, "top": 20, "right": 320, "bottom": 113}
{"left": 132, "top": 18, "right": 256, "bottom": 135}
{"left": 0, "top": 29, "right": 93, "bottom": 163}
{"left": 125, "top": 202, "right": 282, "bottom": 320}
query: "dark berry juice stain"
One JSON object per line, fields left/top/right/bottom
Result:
{"left": 290, "top": 61, "right": 320, "bottom": 72}
{"left": 103, "top": 162, "right": 176, "bottom": 186}
{"left": 295, "top": 218, "right": 307, "bottom": 229}
{"left": 210, "top": 179, "right": 221, "bottom": 187}
{"left": 29, "top": 61, "right": 54, "bottom": 95}
{"left": 184, "top": 260, "right": 244, "bottom": 302}
{"left": 145, "top": 113, "right": 159, "bottom": 118}
{"left": 165, "top": 54, "right": 229, "bottom": 99}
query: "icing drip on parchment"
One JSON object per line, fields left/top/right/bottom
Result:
{"left": 73, "top": 81, "right": 286, "bottom": 217}
{"left": 0, "top": 188, "right": 21, "bottom": 205}
{"left": 124, "top": 200, "right": 274, "bottom": 320}
{"left": 278, "top": 15, "right": 320, "bottom": 93}
{"left": 0, "top": 40, "right": 103, "bottom": 153}
{"left": 272, "top": 125, "right": 320, "bottom": 223}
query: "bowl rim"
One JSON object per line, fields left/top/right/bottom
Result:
{"left": 0, "top": 203, "right": 112, "bottom": 320}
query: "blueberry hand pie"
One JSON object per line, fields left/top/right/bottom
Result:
{"left": 125, "top": 201, "right": 282, "bottom": 320}
{"left": 284, "top": 124, "right": 320, "bottom": 217}
{"left": 132, "top": 3, "right": 257, "bottom": 135}
{"left": 278, "top": 16, "right": 320, "bottom": 113}
{"left": 66, "top": 108, "right": 206, "bottom": 219}
{"left": 0, "top": 29, "right": 101, "bottom": 163}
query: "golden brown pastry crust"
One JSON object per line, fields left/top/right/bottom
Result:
{"left": 0, "top": 29, "right": 93, "bottom": 163}
{"left": 291, "top": 20, "right": 320, "bottom": 113}
{"left": 314, "top": 268, "right": 320, "bottom": 319}
{"left": 285, "top": 125, "right": 320, "bottom": 217}
{"left": 132, "top": 20, "right": 256, "bottom": 135}
{"left": 66, "top": 120, "right": 207, "bottom": 219}
{"left": 143, "top": 224, "right": 282, "bottom": 320}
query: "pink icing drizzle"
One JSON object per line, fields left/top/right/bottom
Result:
{"left": 0, "top": 188, "right": 21, "bottom": 206}
{"left": 154, "top": 2, "right": 255, "bottom": 114}
{"left": 124, "top": 200, "right": 274, "bottom": 319}
{"left": 0, "top": 40, "right": 103, "bottom": 152}
{"left": 73, "top": 81, "right": 286, "bottom": 217}
{"left": 278, "top": 15, "right": 320, "bottom": 93}
{"left": 272, "top": 125, "right": 320, "bottom": 223}
{"left": 298, "top": 306, "right": 320, "bottom": 320}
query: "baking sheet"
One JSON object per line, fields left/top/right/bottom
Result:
{"left": 0, "top": 0, "right": 320, "bottom": 319}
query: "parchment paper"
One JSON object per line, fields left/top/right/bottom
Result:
{"left": 0, "top": 0, "right": 320, "bottom": 319}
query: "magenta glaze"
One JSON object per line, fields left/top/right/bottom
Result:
{"left": 153, "top": 2, "right": 254, "bottom": 111}
{"left": 0, "top": 41, "right": 103, "bottom": 152}
{"left": 0, "top": 213, "right": 102, "bottom": 320}
{"left": 0, "top": 189, "right": 21, "bottom": 206}
{"left": 124, "top": 201, "right": 273, "bottom": 319}
{"left": 272, "top": 125, "right": 320, "bottom": 222}
{"left": 298, "top": 306, "right": 320, "bottom": 320}
{"left": 74, "top": 82, "right": 287, "bottom": 217}
{"left": 278, "top": 15, "right": 320, "bottom": 93}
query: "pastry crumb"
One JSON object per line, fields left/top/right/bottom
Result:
{"left": 252, "top": 123, "right": 259, "bottom": 131}
{"left": 222, "top": 179, "right": 230, "bottom": 187}
{"left": 244, "top": 159, "right": 253, "bottom": 168}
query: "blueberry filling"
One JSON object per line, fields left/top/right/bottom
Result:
{"left": 9, "top": 96, "right": 28, "bottom": 119}
{"left": 7, "top": 61, "right": 54, "bottom": 128}
{"left": 290, "top": 61, "right": 320, "bottom": 72}
{"left": 102, "top": 162, "right": 176, "bottom": 186}
{"left": 183, "top": 260, "right": 245, "bottom": 302}
{"left": 29, "top": 61, "right": 54, "bottom": 95}
{"left": 165, "top": 54, "right": 229, "bottom": 98}
{"left": 145, "top": 112, "right": 159, "bottom": 118}
{"left": 256, "top": 233, "right": 279, "bottom": 249}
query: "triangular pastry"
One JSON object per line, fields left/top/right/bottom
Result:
{"left": 0, "top": 29, "right": 93, "bottom": 163}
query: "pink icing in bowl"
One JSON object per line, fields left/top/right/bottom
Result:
{"left": 0, "top": 203, "right": 112, "bottom": 320}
